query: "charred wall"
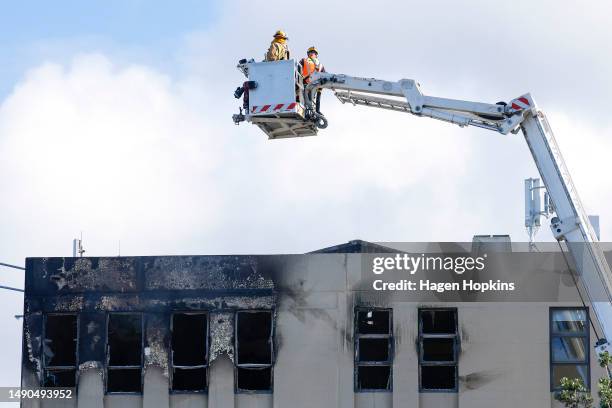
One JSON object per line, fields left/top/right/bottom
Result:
{"left": 22, "top": 255, "right": 278, "bottom": 389}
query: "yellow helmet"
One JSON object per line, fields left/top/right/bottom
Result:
{"left": 307, "top": 46, "right": 318, "bottom": 55}
{"left": 273, "top": 30, "right": 288, "bottom": 40}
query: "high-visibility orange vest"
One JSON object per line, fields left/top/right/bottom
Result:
{"left": 301, "top": 58, "right": 317, "bottom": 83}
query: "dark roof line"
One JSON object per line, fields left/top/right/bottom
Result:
{"left": 309, "top": 239, "right": 399, "bottom": 254}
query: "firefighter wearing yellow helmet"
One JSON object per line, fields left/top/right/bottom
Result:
{"left": 300, "top": 46, "right": 325, "bottom": 113}
{"left": 265, "top": 30, "right": 290, "bottom": 61}
{"left": 300, "top": 46, "right": 324, "bottom": 84}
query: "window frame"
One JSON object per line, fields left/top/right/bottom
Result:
{"left": 105, "top": 312, "right": 144, "bottom": 395}
{"left": 234, "top": 309, "right": 275, "bottom": 394}
{"left": 418, "top": 308, "right": 459, "bottom": 393}
{"left": 170, "top": 311, "right": 210, "bottom": 394}
{"left": 42, "top": 312, "right": 79, "bottom": 388}
{"left": 549, "top": 307, "right": 590, "bottom": 391}
{"left": 354, "top": 307, "right": 393, "bottom": 393}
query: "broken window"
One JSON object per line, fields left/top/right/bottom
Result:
{"left": 355, "top": 308, "right": 393, "bottom": 391}
{"left": 43, "top": 314, "right": 78, "bottom": 387}
{"left": 235, "top": 310, "right": 273, "bottom": 392}
{"left": 106, "top": 313, "right": 143, "bottom": 393}
{"left": 419, "top": 308, "right": 458, "bottom": 392}
{"left": 550, "top": 308, "right": 590, "bottom": 390}
{"left": 171, "top": 313, "right": 209, "bottom": 392}
{"left": 236, "top": 367, "right": 272, "bottom": 391}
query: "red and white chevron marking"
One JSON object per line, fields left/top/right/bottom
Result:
{"left": 251, "top": 102, "right": 297, "bottom": 114}
{"left": 510, "top": 96, "right": 531, "bottom": 111}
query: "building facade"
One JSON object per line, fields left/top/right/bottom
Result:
{"left": 21, "top": 241, "right": 609, "bottom": 407}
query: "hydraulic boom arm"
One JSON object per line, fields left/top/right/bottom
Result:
{"left": 306, "top": 72, "right": 526, "bottom": 134}
{"left": 305, "top": 71, "right": 612, "bottom": 348}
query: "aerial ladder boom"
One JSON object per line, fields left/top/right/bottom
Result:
{"left": 233, "top": 62, "right": 612, "bottom": 348}
{"left": 306, "top": 71, "right": 612, "bottom": 347}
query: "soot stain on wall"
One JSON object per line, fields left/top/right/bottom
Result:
{"left": 145, "top": 314, "right": 170, "bottom": 376}
{"left": 459, "top": 370, "right": 504, "bottom": 390}
{"left": 210, "top": 312, "right": 235, "bottom": 363}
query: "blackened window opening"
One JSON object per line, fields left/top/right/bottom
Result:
{"left": 358, "top": 338, "right": 390, "bottom": 362}
{"left": 106, "top": 313, "right": 143, "bottom": 393}
{"left": 421, "top": 365, "right": 456, "bottom": 390}
{"left": 357, "top": 310, "right": 390, "bottom": 334}
{"left": 355, "top": 308, "right": 393, "bottom": 391}
{"left": 235, "top": 311, "right": 274, "bottom": 392}
{"left": 43, "top": 314, "right": 78, "bottom": 387}
{"left": 419, "top": 308, "right": 458, "bottom": 392}
{"left": 237, "top": 311, "right": 272, "bottom": 364}
{"left": 173, "top": 368, "right": 208, "bottom": 392}
{"left": 421, "top": 309, "right": 456, "bottom": 334}
{"left": 171, "top": 313, "right": 209, "bottom": 392}
{"left": 357, "top": 366, "right": 391, "bottom": 390}
{"left": 237, "top": 367, "right": 272, "bottom": 391}
{"left": 422, "top": 338, "right": 455, "bottom": 362}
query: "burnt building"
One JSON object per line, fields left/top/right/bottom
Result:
{"left": 21, "top": 240, "right": 609, "bottom": 407}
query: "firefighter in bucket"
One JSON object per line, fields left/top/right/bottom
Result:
{"left": 299, "top": 46, "right": 325, "bottom": 114}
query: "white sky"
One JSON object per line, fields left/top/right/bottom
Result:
{"left": 1, "top": 0, "right": 612, "bottom": 392}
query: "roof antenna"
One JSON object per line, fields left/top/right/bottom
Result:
{"left": 72, "top": 232, "right": 85, "bottom": 258}
{"left": 525, "top": 178, "right": 553, "bottom": 251}
{"left": 118, "top": 240, "right": 121, "bottom": 257}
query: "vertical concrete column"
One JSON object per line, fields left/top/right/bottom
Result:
{"left": 392, "top": 305, "right": 420, "bottom": 408}
{"left": 20, "top": 370, "right": 41, "bottom": 408}
{"left": 337, "top": 291, "right": 355, "bottom": 408}
{"left": 76, "top": 368, "right": 104, "bottom": 408}
{"left": 143, "top": 313, "right": 170, "bottom": 408}
{"left": 77, "top": 313, "right": 106, "bottom": 408}
{"left": 209, "top": 354, "right": 235, "bottom": 408}
{"left": 21, "top": 311, "right": 42, "bottom": 408}
{"left": 143, "top": 366, "right": 170, "bottom": 408}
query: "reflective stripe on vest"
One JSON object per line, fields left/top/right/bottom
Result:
{"left": 301, "top": 58, "right": 317, "bottom": 82}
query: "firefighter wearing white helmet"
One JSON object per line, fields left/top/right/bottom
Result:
{"left": 265, "top": 30, "right": 290, "bottom": 61}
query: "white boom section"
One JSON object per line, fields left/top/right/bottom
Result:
{"left": 307, "top": 72, "right": 612, "bottom": 344}
{"left": 521, "top": 105, "right": 612, "bottom": 343}
{"left": 307, "top": 72, "right": 525, "bottom": 134}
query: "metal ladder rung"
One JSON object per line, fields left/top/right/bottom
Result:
{"left": 334, "top": 91, "right": 503, "bottom": 132}
{"left": 334, "top": 91, "right": 413, "bottom": 114}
